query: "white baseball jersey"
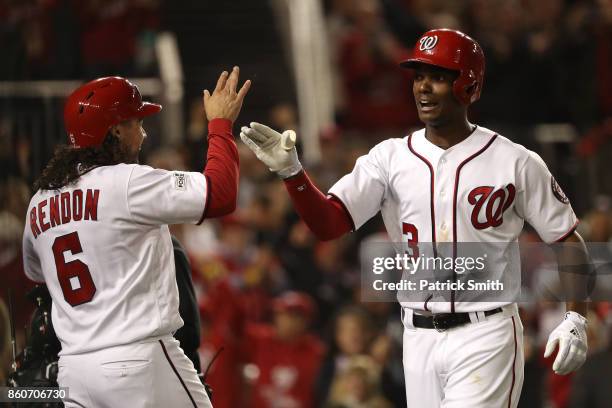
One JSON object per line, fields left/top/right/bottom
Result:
{"left": 22, "top": 164, "right": 208, "bottom": 355}
{"left": 329, "top": 126, "right": 578, "bottom": 313}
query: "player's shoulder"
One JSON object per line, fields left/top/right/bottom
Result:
{"left": 372, "top": 136, "right": 408, "bottom": 152}
{"left": 359, "top": 135, "right": 413, "bottom": 171}
{"left": 365, "top": 134, "right": 413, "bottom": 158}
{"left": 479, "top": 127, "right": 552, "bottom": 174}
{"left": 73, "top": 162, "right": 138, "bottom": 182}
{"left": 27, "top": 188, "right": 45, "bottom": 210}
{"left": 25, "top": 163, "right": 152, "bottom": 217}
{"left": 84, "top": 163, "right": 165, "bottom": 181}
{"left": 480, "top": 126, "right": 536, "bottom": 162}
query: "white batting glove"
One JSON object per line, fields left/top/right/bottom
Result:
{"left": 543, "top": 311, "right": 588, "bottom": 375}
{"left": 240, "top": 122, "right": 302, "bottom": 179}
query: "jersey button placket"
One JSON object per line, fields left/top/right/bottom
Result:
{"left": 439, "top": 222, "right": 449, "bottom": 242}
{"left": 436, "top": 155, "right": 451, "bottom": 243}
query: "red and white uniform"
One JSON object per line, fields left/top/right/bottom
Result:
{"left": 329, "top": 126, "right": 578, "bottom": 313}
{"left": 22, "top": 118, "right": 238, "bottom": 408}
{"left": 22, "top": 164, "right": 207, "bottom": 355}
{"left": 286, "top": 125, "right": 577, "bottom": 408}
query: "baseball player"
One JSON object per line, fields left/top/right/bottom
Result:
{"left": 22, "top": 67, "right": 250, "bottom": 407}
{"left": 240, "top": 29, "right": 590, "bottom": 407}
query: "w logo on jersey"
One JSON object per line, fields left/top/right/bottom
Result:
{"left": 419, "top": 35, "right": 438, "bottom": 51}
{"left": 468, "top": 184, "right": 516, "bottom": 229}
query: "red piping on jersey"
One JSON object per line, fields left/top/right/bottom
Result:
{"left": 423, "top": 294, "right": 433, "bottom": 312}
{"left": 159, "top": 340, "right": 198, "bottom": 408}
{"left": 407, "top": 134, "right": 437, "bottom": 256}
{"left": 553, "top": 219, "right": 580, "bottom": 242}
{"left": 451, "top": 134, "right": 498, "bottom": 313}
{"left": 408, "top": 133, "right": 438, "bottom": 312}
{"left": 508, "top": 315, "right": 518, "bottom": 408}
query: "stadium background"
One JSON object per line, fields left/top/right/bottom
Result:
{"left": 1, "top": 0, "right": 611, "bottom": 407}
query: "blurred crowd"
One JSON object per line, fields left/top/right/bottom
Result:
{"left": 0, "top": 0, "right": 160, "bottom": 79}
{"left": 328, "top": 0, "right": 611, "bottom": 134}
{"left": 2, "top": 0, "right": 612, "bottom": 407}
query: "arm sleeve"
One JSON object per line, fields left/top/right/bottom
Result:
{"left": 22, "top": 228, "right": 44, "bottom": 283}
{"left": 283, "top": 171, "right": 353, "bottom": 241}
{"left": 514, "top": 151, "right": 578, "bottom": 243}
{"left": 203, "top": 118, "right": 239, "bottom": 219}
{"left": 327, "top": 143, "right": 388, "bottom": 230}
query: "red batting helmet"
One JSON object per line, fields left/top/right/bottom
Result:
{"left": 400, "top": 29, "right": 485, "bottom": 105}
{"left": 64, "top": 77, "right": 162, "bottom": 148}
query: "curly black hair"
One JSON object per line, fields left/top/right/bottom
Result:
{"left": 34, "top": 134, "right": 132, "bottom": 191}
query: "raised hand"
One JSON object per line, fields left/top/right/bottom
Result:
{"left": 203, "top": 66, "right": 251, "bottom": 122}
{"left": 240, "top": 122, "right": 302, "bottom": 178}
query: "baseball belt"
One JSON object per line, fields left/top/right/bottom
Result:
{"left": 413, "top": 307, "right": 503, "bottom": 332}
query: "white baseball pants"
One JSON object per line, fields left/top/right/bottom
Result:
{"left": 401, "top": 304, "right": 524, "bottom": 407}
{"left": 57, "top": 335, "right": 212, "bottom": 408}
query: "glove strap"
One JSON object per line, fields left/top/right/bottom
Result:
{"left": 278, "top": 162, "right": 303, "bottom": 179}
{"left": 565, "top": 311, "right": 587, "bottom": 326}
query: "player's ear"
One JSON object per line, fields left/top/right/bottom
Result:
{"left": 110, "top": 125, "right": 121, "bottom": 138}
{"left": 465, "top": 82, "right": 477, "bottom": 96}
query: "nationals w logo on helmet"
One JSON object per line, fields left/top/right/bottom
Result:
{"left": 419, "top": 35, "right": 439, "bottom": 51}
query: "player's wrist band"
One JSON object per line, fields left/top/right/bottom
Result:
{"left": 278, "top": 163, "right": 303, "bottom": 179}
{"left": 565, "top": 311, "right": 587, "bottom": 326}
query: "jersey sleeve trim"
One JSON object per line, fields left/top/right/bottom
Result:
{"left": 328, "top": 192, "right": 356, "bottom": 232}
{"left": 553, "top": 219, "right": 580, "bottom": 243}
{"left": 196, "top": 174, "right": 211, "bottom": 225}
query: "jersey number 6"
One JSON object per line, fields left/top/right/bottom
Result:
{"left": 52, "top": 232, "right": 96, "bottom": 306}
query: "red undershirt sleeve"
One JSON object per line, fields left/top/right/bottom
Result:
{"left": 200, "top": 118, "right": 239, "bottom": 221}
{"left": 283, "top": 170, "right": 354, "bottom": 241}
